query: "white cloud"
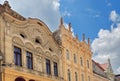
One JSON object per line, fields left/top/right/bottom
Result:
{"left": 62, "top": 11, "right": 71, "bottom": 17}
{"left": 92, "top": 10, "right": 120, "bottom": 74}
{"left": 116, "top": 67, "right": 120, "bottom": 74}
{"left": 86, "top": 8, "right": 101, "bottom": 18}
{"left": 109, "top": 10, "right": 120, "bottom": 23}
{"left": 52, "top": 0, "right": 60, "bottom": 11}
{"left": 105, "top": 0, "right": 112, "bottom": 6}
{"left": 2, "top": 0, "right": 61, "bottom": 31}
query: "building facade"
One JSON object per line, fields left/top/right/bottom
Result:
{"left": 0, "top": 1, "right": 112, "bottom": 81}
{"left": 0, "top": 1, "right": 62, "bottom": 81}
{"left": 53, "top": 18, "right": 93, "bottom": 81}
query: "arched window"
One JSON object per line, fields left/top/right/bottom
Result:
{"left": 80, "top": 57, "right": 83, "bottom": 66}
{"left": 87, "top": 60, "right": 89, "bottom": 68}
{"left": 74, "top": 54, "right": 77, "bottom": 63}
{"left": 66, "top": 49, "right": 70, "bottom": 60}
{"left": 75, "top": 72, "right": 78, "bottom": 81}
{"left": 67, "top": 69, "right": 71, "bottom": 81}
{"left": 15, "top": 77, "right": 25, "bottom": 81}
{"left": 29, "top": 79, "right": 35, "bottom": 81}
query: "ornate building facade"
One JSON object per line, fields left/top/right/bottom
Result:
{"left": 0, "top": 1, "right": 113, "bottom": 81}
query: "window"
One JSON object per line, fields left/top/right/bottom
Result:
{"left": 81, "top": 74, "right": 84, "bottom": 81}
{"left": 20, "top": 34, "right": 25, "bottom": 38}
{"left": 14, "top": 46, "right": 22, "bottom": 66}
{"left": 49, "top": 48, "right": 53, "bottom": 52}
{"left": 29, "top": 79, "right": 35, "bottom": 81}
{"left": 75, "top": 72, "right": 78, "bottom": 81}
{"left": 15, "top": 77, "right": 25, "bottom": 81}
{"left": 26, "top": 51, "right": 33, "bottom": 69}
{"left": 46, "top": 59, "right": 51, "bottom": 74}
{"left": 88, "top": 76, "right": 90, "bottom": 81}
{"left": 66, "top": 49, "right": 70, "bottom": 60}
{"left": 35, "top": 38, "right": 41, "bottom": 44}
{"left": 87, "top": 60, "right": 89, "bottom": 68}
{"left": 54, "top": 62, "right": 58, "bottom": 76}
{"left": 80, "top": 57, "right": 83, "bottom": 66}
{"left": 68, "top": 69, "right": 71, "bottom": 81}
{"left": 74, "top": 54, "right": 77, "bottom": 63}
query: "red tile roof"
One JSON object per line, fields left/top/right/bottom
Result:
{"left": 100, "top": 63, "right": 108, "bottom": 71}
{"left": 92, "top": 60, "right": 105, "bottom": 71}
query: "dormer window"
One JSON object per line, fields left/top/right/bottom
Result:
{"left": 37, "top": 22, "right": 43, "bottom": 26}
{"left": 49, "top": 48, "right": 53, "bottom": 52}
{"left": 35, "top": 39, "right": 40, "bottom": 44}
{"left": 20, "top": 33, "right": 26, "bottom": 38}
{"left": 35, "top": 38, "right": 42, "bottom": 44}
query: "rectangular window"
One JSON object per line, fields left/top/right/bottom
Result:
{"left": 87, "top": 60, "right": 90, "bottom": 68}
{"left": 88, "top": 76, "right": 90, "bottom": 81}
{"left": 46, "top": 59, "right": 51, "bottom": 74}
{"left": 74, "top": 54, "right": 77, "bottom": 63}
{"left": 81, "top": 74, "right": 84, "bottom": 81}
{"left": 66, "top": 49, "right": 70, "bottom": 60}
{"left": 26, "top": 51, "right": 33, "bottom": 69}
{"left": 80, "top": 57, "right": 83, "bottom": 66}
{"left": 54, "top": 62, "right": 58, "bottom": 76}
{"left": 14, "top": 46, "right": 22, "bottom": 66}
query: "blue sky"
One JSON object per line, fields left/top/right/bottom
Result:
{"left": 60, "top": 0, "right": 120, "bottom": 40}
{"left": 0, "top": 0, "right": 120, "bottom": 74}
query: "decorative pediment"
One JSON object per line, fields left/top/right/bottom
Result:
{"left": 25, "top": 42, "right": 35, "bottom": 51}
{"left": 12, "top": 36, "right": 24, "bottom": 46}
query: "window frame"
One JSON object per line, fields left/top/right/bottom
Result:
{"left": 87, "top": 60, "right": 90, "bottom": 68}
{"left": 74, "top": 54, "right": 77, "bottom": 63}
{"left": 46, "top": 59, "right": 51, "bottom": 75}
{"left": 53, "top": 62, "right": 58, "bottom": 77}
{"left": 14, "top": 46, "right": 22, "bottom": 66}
{"left": 66, "top": 49, "right": 70, "bottom": 60}
{"left": 68, "top": 69, "right": 71, "bottom": 81}
{"left": 88, "top": 76, "right": 90, "bottom": 81}
{"left": 81, "top": 74, "right": 84, "bottom": 81}
{"left": 26, "top": 51, "right": 33, "bottom": 69}
{"left": 75, "top": 72, "right": 78, "bottom": 81}
{"left": 80, "top": 57, "right": 83, "bottom": 66}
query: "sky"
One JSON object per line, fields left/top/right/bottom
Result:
{"left": 0, "top": 0, "right": 120, "bottom": 74}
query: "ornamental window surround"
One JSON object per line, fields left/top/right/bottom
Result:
{"left": 26, "top": 51, "right": 33, "bottom": 69}
{"left": 14, "top": 46, "right": 22, "bottom": 66}
{"left": 66, "top": 49, "right": 70, "bottom": 60}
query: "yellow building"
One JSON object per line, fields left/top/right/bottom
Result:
{"left": 54, "top": 18, "right": 93, "bottom": 81}
{"left": 0, "top": 1, "right": 111, "bottom": 81}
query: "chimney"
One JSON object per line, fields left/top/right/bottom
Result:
{"left": 82, "top": 33, "right": 85, "bottom": 41}
{"left": 76, "top": 34, "right": 78, "bottom": 39}
{"left": 88, "top": 38, "right": 90, "bottom": 45}
{"left": 60, "top": 17, "right": 63, "bottom": 25}
{"left": 68, "top": 22, "right": 71, "bottom": 31}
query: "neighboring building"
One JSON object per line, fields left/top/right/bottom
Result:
{"left": 92, "top": 60, "right": 109, "bottom": 81}
{"left": 100, "top": 59, "right": 115, "bottom": 81}
{"left": 0, "top": 1, "right": 114, "bottom": 81}
{"left": 115, "top": 74, "right": 120, "bottom": 81}
{"left": 53, "top": 18, "right": 93, "bottom": 81}
{"left": 92, "top": 58, "right": 115, "bottom": 81}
